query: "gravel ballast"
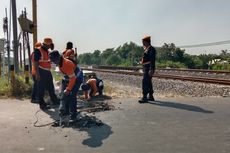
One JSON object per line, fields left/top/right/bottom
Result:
{"left": 96, "top": 72, "right": 230, "bottom": 98}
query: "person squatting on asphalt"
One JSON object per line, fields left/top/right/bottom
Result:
{"left": 33, "top": 38, "right": 59, "bottom": 109}
{"left": 49, "top": 50, "right": 83, "bottom": 122}
{"left": 138, "top": 36, "right": 156, "bottom": 103}
{"left": 81, "top": 75, "right": 104, "bottom": 100}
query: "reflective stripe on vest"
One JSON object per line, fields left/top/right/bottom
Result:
{"left": 39, "top": 66, "right": 50, "bottom": 71}
{"left": 68, "top": 73, "right": 75, "bottom": 78}
{"left": 39, "top": 47, "right": 51, "bottom": 70}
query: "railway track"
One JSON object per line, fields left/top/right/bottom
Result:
{"left": 82, "top": 67, "right": 230, "bottom": 86}
{"left": 93, "top": 65, "right": 230, "bottom": 75}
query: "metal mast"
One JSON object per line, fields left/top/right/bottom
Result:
{"left": 11, "top": 0, "right": 19, "bottom": 73}
{"left": 32, "top": 0, "right": 37, "bottom": 47}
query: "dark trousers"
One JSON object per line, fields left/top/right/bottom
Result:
{"left": 37, "top": 68, "right": 57, "bottom": 105}
{"left": 31, "top": 75, "right": 38, "bottom": 100}
{"left": 142, "top": 69, "right": 153, "bottom": 96}
{"left": 59, "top": 78, "right": 82, "bottom": 119}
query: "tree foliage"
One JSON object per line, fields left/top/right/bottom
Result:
{"left": 77, "top": 42, "right": 230, "bottom": 70}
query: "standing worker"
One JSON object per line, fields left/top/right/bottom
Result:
{"left": 34, "top": 38, "right": 59, "bottom": 109}
{"left": 138, "top": 36, "right": 156, "bottom": 103}
{"left": 63, "top": 42, "right": 75, "bottom": 60}
{"left": 31, "top": 42, "right": 42, "bottom": 103}
{"left": 49, "top": 50, "right": 83, "bottom": 122}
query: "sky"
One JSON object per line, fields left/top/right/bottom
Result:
{"left": 0, "top": 0, "right": 230, "bottom": 55}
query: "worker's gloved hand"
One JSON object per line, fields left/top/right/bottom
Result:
{"left": 64, "top": 89, "right": 70, "bottom": 95}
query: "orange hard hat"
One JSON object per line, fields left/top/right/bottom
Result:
{"left": 142, "top": 35, "right": 151, "bottom": 41}
{"left": 43, "top": 37, "right": 53, "bottom": 45}
{"left": 35, "top": 42, "right": 42, "bottom": 48}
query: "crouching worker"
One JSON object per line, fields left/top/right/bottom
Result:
{"left": 81, "top": 75, "right": 104, "bottom": 100}
{"left": 49, "top": 50, "right": 83, "bottom": 122}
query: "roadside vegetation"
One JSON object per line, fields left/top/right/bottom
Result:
{"left": 78, "top": 42, "right": 230, "bottom": 71}
{"left": 0, "top": 75, "right": 32, "bottom": 98}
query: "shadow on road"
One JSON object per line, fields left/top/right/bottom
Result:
{"left": 148, "top": 100, "right": 214, "bottom": 113}
{"left": 40, "top": 102, "right": 113, "bottom": 148}
{"left": 80, "top": 123, "right": 113, "bottom": 148}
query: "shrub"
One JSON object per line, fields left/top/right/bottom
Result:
{"left": 157, "top": 61, "right": 186, "bottom": 68}
{"left": 0, "top": 75, "right": 32, "bottom": 98}
{"left": 10, "top": 75, "right": 32, "bottom": 97}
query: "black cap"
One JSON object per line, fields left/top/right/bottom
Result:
{"left": 66, "top": 42, "right": 73, "bottom": 49}
{"left": 49, "top": 50, "right": 60, "bottom": 62}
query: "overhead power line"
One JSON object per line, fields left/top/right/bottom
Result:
{"left": 178, "top": 40, "right": 230, "bottom": 48}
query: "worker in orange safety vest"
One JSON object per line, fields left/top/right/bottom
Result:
{"left": 33, "top": 38, "right": 58, "bottom": 109}
{"left": 31, "top": 42, "right": 42, "bottom": 103}
{"left": 49, "top": 50, "right": 83, "bottom": 121}
{"left": 63, "top": 42, "right": 76, "bottom": 60}
{"left": 81, "top": 75, "right": 104, "bottom": 100}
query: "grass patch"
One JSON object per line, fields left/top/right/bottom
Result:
{"left": 0, "top": 77, "right": 11, "bottom": 97}
{"left": 0, "top": 75, "right": 32, "bottom": 98}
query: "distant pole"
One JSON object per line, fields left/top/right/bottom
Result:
{"left": 11, "top": 0, "right": 19, "bottom": 73}
{"left": 5, "top": 8, "right": 10, "bottom": 73}
{"left": 19, "top": 42, "right": 22, "bottom": 68}
{"left": 10, "top": 65, "right": 15, "bottom": 88}
{"left": 0, "top": 43, "right": 1, "bottom": 76}
{"left": 24, "top": 65, "right": 29, "bottom": 84}
{"left": 22, "top": 32, "right": 26, "bottom": 67}
{"left": 32, "top": 0, "right": 37, "bottom": 48}
{"left": 24, "top": 8, "right": 32, "bottom": 71}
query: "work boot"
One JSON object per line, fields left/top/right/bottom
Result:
{"left": 39, "top": 101, "right": 51, "bottom": 110}
{"left": 51, "top": 97, "right": 60, "bottom": 105}
{"left": 148, "top": 95, "right": 155, "bottom": 101}
{"left": 138, "top": 95, "right": 148, "bottom": 103}
{"left": 31, "top": 98, "right": 39, "bottom": 103}
{"left": 59, "top": 110, "right": 69, "bottom": 117}
{"left": 39, "top": 104, "right": 51, "bottom": 110}
{"left": 69, "top": 114, "right": 77, "bottom": 123}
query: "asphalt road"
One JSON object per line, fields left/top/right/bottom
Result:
{"left": 0, "top": 97, "right": 230, "bottom": 153}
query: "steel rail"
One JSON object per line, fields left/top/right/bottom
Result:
{"left": 83, "top": 68, "right": 230, "bottom": 86}
{"left": 94, "top": 65, "right": 230, "bottom": 74}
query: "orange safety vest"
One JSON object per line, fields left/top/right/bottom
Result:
{"left": 59, "top": 58, "right": 77, "bottom": 91}
{"left": 63, "top": 49, "right": 75, "bottom": 59}
{"left": 38, "top": 47, "right": 51, "bottom": 71}
{"left": 87, "top": 78, "right": 97, "bottom": 96}
{"left": 31, "top": 42, "right": 42, "bottom": 75}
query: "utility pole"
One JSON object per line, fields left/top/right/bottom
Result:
{"left": 32, "top": 0, "right": 37, "bottom": 47}
{"left": 4, "top": 8, "right": 10, "bottom": 73}
{"left": 22, "top": 32, "right": 26, "bottom": 67}
{"left": 19, "top": 42, "right": 22, "bottom": 68}
{"left": 24, "top": 8, "right": 32, "bottom": 71}
{"left": 11, "top": 0, "right": 19, "bottom": 73}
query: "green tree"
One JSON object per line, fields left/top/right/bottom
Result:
{"left": 78, "top": 53, "right": 93, "bottom": 65}
{"left": 157, "top": 43, "right": 173, "bottom": 62}
{"left": 101, "top": 48, "right": 114, "bottom": 65}
{"left": 105, "top": 54, "right": 122, "bottom": 65}
{"left": 91, "top": 50, "right": 101, "bottom": 65}
{"left": 183, "top": 54, "right": 196, "bottom": 68}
